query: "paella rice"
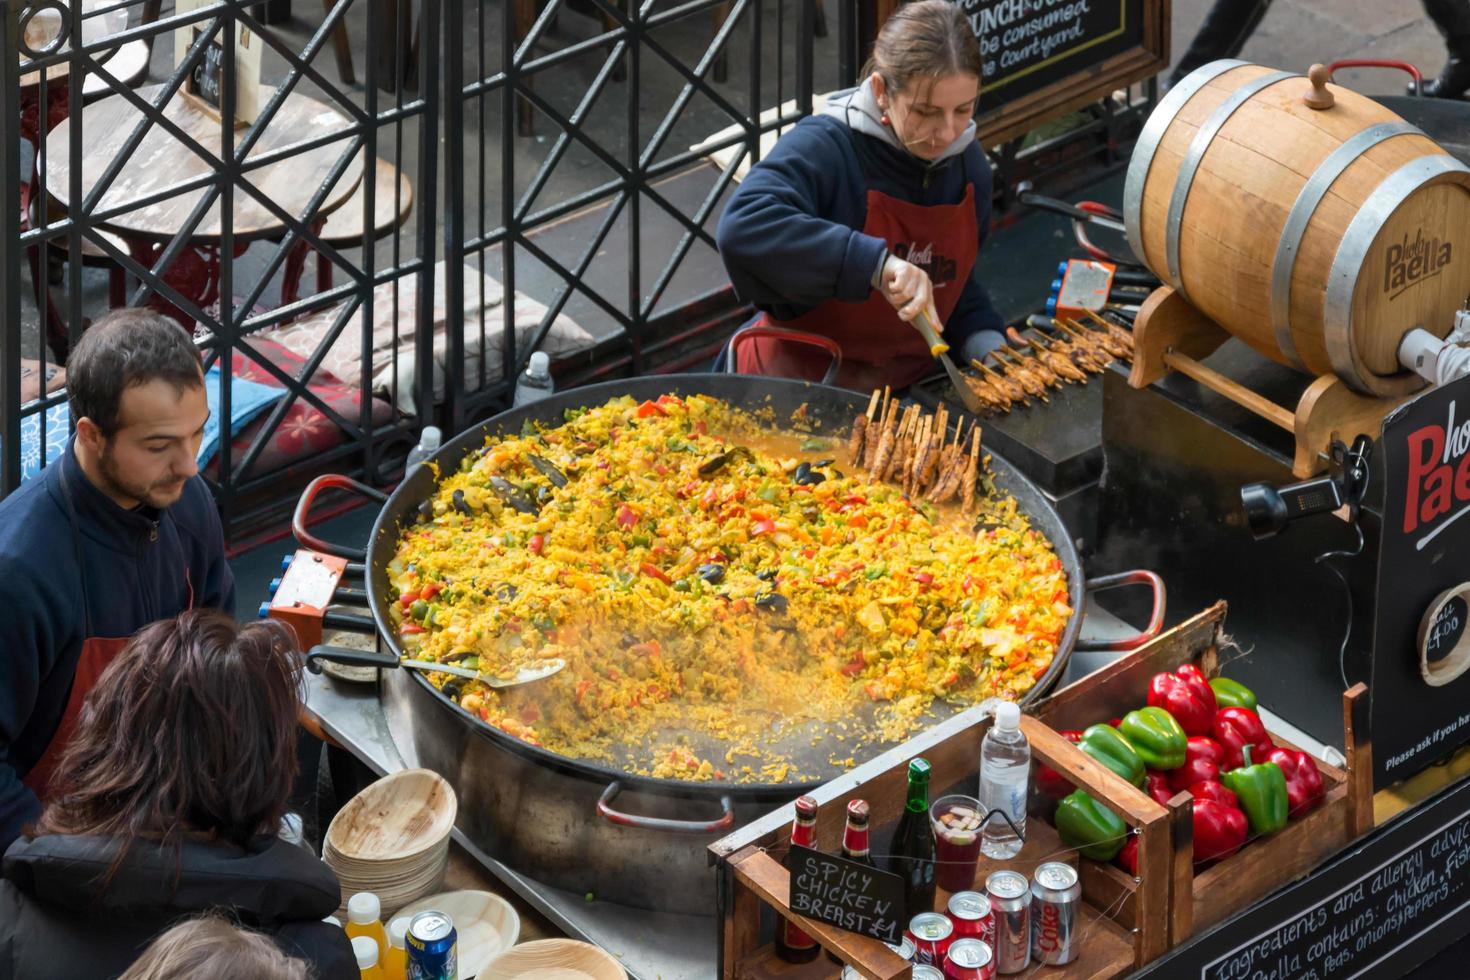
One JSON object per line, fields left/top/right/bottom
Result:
{"left": 387, "top": 393, "right": 1070, "bottom": 783}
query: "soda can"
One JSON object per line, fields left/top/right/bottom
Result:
{"left": 985, "top": 870, "right": 1031, "bottom": 974}
{"left": 906, "top": 912, "right": 955, "bottom": 966}
{"left": 913, "top": 966, "right": 946, "bottom": 980}
{"left": 1030, "top": 862, "right": 1081, "bottom": 966}
{"left": 947, "top": 891, "right": 995, "bottom": 946}
{"left": 943, "top": 938, "right": 996, "bottom": 980}
{"left": 406, "top": 909, "right": 458, "bottom": 980}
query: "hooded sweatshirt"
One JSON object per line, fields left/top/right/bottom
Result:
{"left": 0, "top": 444, "right": 235, "bottom": 851}
{"left": 716, "top": 80, "right": 1003, "bottom": 348}
{"left": 0, "top": 833, "right": 356, "bottom": 979}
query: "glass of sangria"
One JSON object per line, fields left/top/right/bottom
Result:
{"left": 930, "top": 794, "right": 984, "bottom": 892}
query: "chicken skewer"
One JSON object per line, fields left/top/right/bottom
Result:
{"left": 971, "top": 358, "right": 1030, "bottom": 405}
{"left": 1052, "top": 319, "right": 1116, "bottom": 366}
{"left": 987, "top": 351, "right": 1050, "bottom": 401}
{"left": 964, "top": 374, "right": 1012, "bottom": 413}
{"left": 1084, "top": 309, "right": 1137, "bottom": 355}
{"left": 995, "top": 345, "right": 1062, "bottom": 388}
{"left": 849, "top": 388, "right": 882, "bottom": 465}
{"left": 1059, "top": 318, "right": 1127, "bottom": 361}
{"left": 1033, "top": 331, "right": 1105, "bottom": 375}
{"left": 1012, "top": 337, "right": 1084, "bottom": 383}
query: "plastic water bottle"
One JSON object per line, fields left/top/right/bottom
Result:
{"left": 406, "top": 426, "right": 441, "bottom": 476}
{"left": 512, "top": 351, "right": 555, "bottom": 407}
{"left": 980, "top": 701, "right": 1030, "bottom": 859}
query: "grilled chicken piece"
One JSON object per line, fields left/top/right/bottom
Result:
{"left": 1035, "top": 333, "right": 1105, "bottom": 375}
{"left": 997, "top": 346, "right": 1059, "bottom": 388}
{"left": 1023, "top": 339, "right": 1086, "bottom": 383}
{"left": 988, "top": 352, "right": 1049, "bottom": 401}
{"left": 972, "top": 359, "right": 1028, "bottom": 404}
{"left": 1084, "top": 310, "right": 1137, "bottom": 355}
{"left": 1059, "top": 319, "right": 1123, "bottom": 362}
{"left": 965, "top": 375, "right": 1011, "bottom": 413}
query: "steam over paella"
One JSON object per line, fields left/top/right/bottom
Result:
{"left": 388, "top": 393, "right": 1070, "bottom": 783}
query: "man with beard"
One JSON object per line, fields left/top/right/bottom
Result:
{"left": 0, "top": 308, "right": 234, "bottom": 850}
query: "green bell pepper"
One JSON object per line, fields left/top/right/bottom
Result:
{"left": 1055, "top": 791, "right": 1128, "bottom": 861}
{"left": 1078, "top": 724, "right": 1145, "bottom": 786}
{"left": 1220, "top": 745, "right": 1289, "bottom": 836}
{"left": 1119, "top": 707, "right": 1187, "bottom": 770}
{"left": 1209, "top": 676, "right": 1258, "bottom": 710}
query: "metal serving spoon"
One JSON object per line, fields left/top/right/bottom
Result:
{"left": 306, "top": 645, "right": 566, "bottom": 689}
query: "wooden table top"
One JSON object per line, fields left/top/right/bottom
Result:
{"left": 18, "top": 0, "right": 130, "bottom": 87}
{"left": 45, "top": 83, "right": 364, "bottom": 244}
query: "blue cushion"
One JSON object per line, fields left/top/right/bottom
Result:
{"left": 15, "top": 367, "right": 286, "bottom": 481}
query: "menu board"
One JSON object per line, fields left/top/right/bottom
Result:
{"left": 173, "top": 0, "right": 262, "bottom": 125}
{"left": 949, "top": 0, "right": 1166, "bottom": 144}
{"left": 787, "top": 844, "right": 906, "bottom": 944}
{"left": 1134, "top": 777, "right": 1470, "bottom": 978}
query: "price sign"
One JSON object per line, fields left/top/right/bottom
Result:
{"left": 173, "top": 0, "right": 262, "bottom": 126}
{"left": 1426, "top": 595, "right": 1466, "bottom": 664}
{"left": 787, "top": 844, "right": 906, "bottom": 944}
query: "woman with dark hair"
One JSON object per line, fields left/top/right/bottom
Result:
{"left": 0, "top": 611, "right": 356, "bottom": 980}
{"left": 716, "top": 0, "right": 1004, "bottom": 391}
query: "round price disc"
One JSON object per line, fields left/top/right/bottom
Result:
{"left": 1418, "top": 585, "right": 1470, "bottom": 686}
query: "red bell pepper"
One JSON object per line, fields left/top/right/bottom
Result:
{"left": 1212, "top": 707, "right": 1274, "bottom": 771}
{"left": 529, "top": 534, "right": 545, "bottom": 556}
{"left": 636, "top": 399, "right": 667, "bottom": 418}
{"left": 1188, "top": 781, "right": 1239, "bottom": 809}
{"left": 1144, "top": 770, "right": 1175, "bottom": 807}
{"left": 639, "top": 562, "right": 672, "bottom": 585}
{"left": 1116, "top": 835, "right": 1139, "bottom": 876}
{"left": 1166, "top": 737, "right": 1226, "bottom": 792}
{"left": 1036, "top": 730, "right": 1083, "bottom": 799}
{"left": 1193, "top": 798, "right": 1248, "bottom": 864}
{"left": 1147, "top": 664, "right": 1217, "bottom": 736}
{"left": 616, "top": 504, "right": 638, "bottom": 529}
{"left": 1264, "top": 746, "right": 1326, "bottom": 817}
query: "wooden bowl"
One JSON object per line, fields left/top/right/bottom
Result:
{"left": 483, "top": 939, "right": 626, "bottom": 980}
{"left": 325, "top": 768, "right": 456, "bottom": 864}
{"left": 397, "top": 890, "right": 520, "bottom": 976}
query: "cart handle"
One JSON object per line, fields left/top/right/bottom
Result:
{"left": 724, "top": 326, "right": 843, "bottom": 386}
{"left": 293, "top": 474, "right": 387, "bottom": 561}
{"left": 596, "top": 781, "right": 736, "bottom": 835}
{"left": 1326, "top": 59, "right": 1423, "bottom": 97}
{"left": 1077, "top": 570, "right": 1168, "bottom": 652}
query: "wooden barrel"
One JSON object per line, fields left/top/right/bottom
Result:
{"left": 1124, "top": 60, "right": 1470, "bottom": 396}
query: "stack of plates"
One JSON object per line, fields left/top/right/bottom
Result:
{"left": 324, "top": 768, "right": 457, "bottom": 916}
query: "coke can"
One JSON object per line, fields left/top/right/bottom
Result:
{"left": 985, "top": 870, "right": 1031, "bottom": 975}
{"left": 946, "top": 891, "right": 995, "bottom": 946}
{"left": 913, "top": 966, "right": 946, "bottom": 980}
{"left": 906, "top": 912, "right": 955, "bottom": 966}
{"left": 1030, "top": 862, "right": 1080, "bottom": 966}
{"left": 942, "top": 938, "right": 996, "bottom": 980}
{"left": 406, "top": 909, "right": 458, "bottom": 979}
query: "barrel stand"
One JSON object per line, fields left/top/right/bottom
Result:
{"left": 1128, "top": 285, "right": 1414, "bottom": 478}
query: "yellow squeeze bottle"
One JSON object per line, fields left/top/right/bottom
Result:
{"left": 351, "top": 935, "right": 382, "bottom": 980}
{"left": 346, "top": 892, "right": 388, "bottom": 965}
{"left": 382, "top": 916, "right": 410, "bottom": 980}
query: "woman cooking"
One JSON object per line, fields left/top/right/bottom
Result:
{"left": 716, "top": 0, "right": 1005, "bottom": 391}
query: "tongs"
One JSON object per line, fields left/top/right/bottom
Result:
{"left": 306, "top": 645, "right": 566, "bottom": 689}
{"left": 912, "top": 307, "right": 986, "bottom": 415}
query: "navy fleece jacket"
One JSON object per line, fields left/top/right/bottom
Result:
{"left": 716, "top": 103, "right": 1003, "bottom": 349}
{"left": 0, "top": 444, "right": 234, "bottom": 850}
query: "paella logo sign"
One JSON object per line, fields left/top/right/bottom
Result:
{"left": 1403, "top": 398, "right": 1470, "bottom": 548}
{"left": 891, "top": 242, "right": 958, "bottom": 289}
{"left": 1384, "top": 229, "right": 1452, "bottom": 300}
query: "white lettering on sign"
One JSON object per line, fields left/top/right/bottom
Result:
{"left": 1201, "top": 811, "right": 1470, "bottom": 980}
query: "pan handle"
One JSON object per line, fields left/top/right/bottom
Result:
{"left": 725, "top": 326, "right": 843, "bottom": 386}
{"left": 304, "top": 644, "right": 399, "bottom": 673}
{"left": 596, "top": 781, "right": 736, "bottom": 835}
{"left": 1077, "top": 570, "right": 1167, "bottom": 652}
{"left": 293, "top": 475, "right": 388, "bottom": 561}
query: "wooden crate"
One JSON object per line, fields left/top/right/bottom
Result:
{"left": 1030, "top": 601, "right": 1375, "bottom": 946}
{"left": 710, "top": 703, "right": 1176, "bottom": 978}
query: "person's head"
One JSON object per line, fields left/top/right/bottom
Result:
{"left": 118, "top": 915, "right": 308, "bottom": 980}
{"left": 37, "top": 611, "right": 303, "bottom": 854}
{"left": 66, "top": 308, "right": 208, "bottom": 510}
{"left": 864, "top": 0, "right": 982, "bottom": 161}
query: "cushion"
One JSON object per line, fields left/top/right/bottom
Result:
{"left": 258, "top": 260, "right": 596, "bottom": 415}
{"left": 15, "top": 366, "right": 286, "bottom": 481}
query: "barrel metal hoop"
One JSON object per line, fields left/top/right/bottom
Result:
{"left": 1165, "top": 70, "right": 1299, "bottom": 304}
{"left": 1269, "top": 121, "right": 1423, "bottom": 371}
{"left": 1324, "top": 154, "right": 1470, "bottom": 392}
{"left": 1123, "top": 59, "right": 1248, "bottom": 265}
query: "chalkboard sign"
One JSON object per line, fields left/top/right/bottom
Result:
{"left": 172, "top": 2, "right": 262, "bottom": 126}
{"left": 188, "top": 29, "right": 227, "bottom": 113}
{"left": 1425, "top": 595, "right": 1467, "bottom": 664}
{"left": 787, "top": 844, "right": 906, "bottom": 944}
{"left": 1135, "top": 775, "right": 1470, "bottom": 978}
{"left": 953, "top": 0, "right": 1168, "bottom": 145}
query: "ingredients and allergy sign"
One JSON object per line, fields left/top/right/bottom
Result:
{"left": 787, "top": 844, "right": 906, "bottom": 944}
{"left": 1202, "top": 811, "right": 1470, "bottom": 980}
{"left": 962, "top": 0, "right": 1129, "bottom": 103}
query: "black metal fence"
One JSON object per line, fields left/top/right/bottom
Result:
{"left": 2, "top": 0, "right": 831, "bottom": 539}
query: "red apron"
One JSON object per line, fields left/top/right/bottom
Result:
{"left": 736, "top": 184, "right": 979, "bottom": 390}
{"left": 20, "top": 475, "right": 194, "bottom": 803}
